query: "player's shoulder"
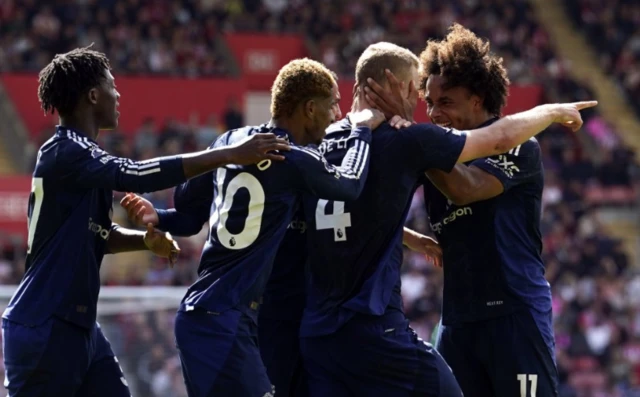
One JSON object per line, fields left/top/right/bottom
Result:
{"left": 324, "top": 118, "right": 352, "bottom": 138}
{"left": 37, "top": 128, "right": 102, "bottom": 171}
{"left": 506, "top": 137, "right": 541, "bottom": 158}
{"left": 213, "top": 124, "right": 282, "bottom": 149}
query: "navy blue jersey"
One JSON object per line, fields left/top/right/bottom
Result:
{"left": 300, "top": 118, "right": 467, "bottom": 337}
{"left": 423, "top": 124, "right": 549, "bottom": 327}
{"left": 3, "top": 127, "right": 185, "bottom": 329}
{"left": 156, "top": 173, "right": 308, "bottom": 321}
{"left": 177, "top": 123, "right": 371, "bottom": 317}
{"left": 258, "top": 208, "right": 308, "bottom": 321}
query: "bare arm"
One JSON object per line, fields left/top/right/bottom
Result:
{"left": 105, "top": 225, "right": 147, "bottom": 254}
{"left": 426, "top": 165, "right": 503, "bottom": 206}
{"left": 106, "top": 223, "right": 180, "bottom": 266}
{"left": 402, "top": 227, "right": 442, "bottom": 268}
{"left": 180, "top": 134, "right": 290, "bottom": 179}
{"left": 457, "top": 102, "right": 596, "bottom": 163}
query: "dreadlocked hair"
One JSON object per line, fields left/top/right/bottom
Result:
{"left": 38, "top": 45, "right": 111, "bottom": 117}
{"left": 418, "top": 23, "right": 510, "bottom": 117}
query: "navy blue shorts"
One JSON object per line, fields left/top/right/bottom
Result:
{"left": 2, "top": 317, "right": 130, "bottom": 397}
{"left": 258, "top": 316, "right": 307, "bottom": 397}
{"left": 174, "top": 308, "right": 273, "bottom": 397}
{"left": 300, "top": 309, "right": 462, "bottom": 397}
{"left": 436, "top": 310, "right": 559, "bottom": 397}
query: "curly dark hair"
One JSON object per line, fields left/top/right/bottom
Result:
{"left": 38, "top": 46, "right": 111, "bottom": 117}
{"left": 270, "top": 58, "right": 335, "bottom": 119}
{"left": 418, "top": 23, "right": 510, "bottom": 116}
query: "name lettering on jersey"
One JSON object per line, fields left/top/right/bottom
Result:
{"left": 287, "top": 219, "right": 307, "bottom": 234}
{"left": 486, "top": 300, "right": 504, "bottom": 306}
{"left": 430, "top": 207, "right": 473, "bottom": 234}
{"left": 88, "top": 218, "right": 111, "bottom": 240}
{"left": 318, "top": 138, "right": 349, "bottom": 155}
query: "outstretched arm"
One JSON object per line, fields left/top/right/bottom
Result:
{"left": 120, "top": 171, "right": 213, "bottom": 237}
{"left": 59, "top": 132, "right": 290, "bottom": 193}
{"left": 106, "top": 223, "right": 180, "bottom": 266}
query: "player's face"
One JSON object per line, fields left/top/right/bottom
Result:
{"left": 331, "top": 81, "right": 342, "bottom": 120}
{"left": 96, "top": 69, "right": 121, "bottom": 130}
{"left": 308, "top": 83, "right": 339, "bottom": 145}
{"left": 425, "top": 75, "right": 480, "bottom": 130}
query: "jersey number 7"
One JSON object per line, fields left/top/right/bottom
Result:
{"left": 315, "top": 199, "right": 351, "bottom": 242}
{"left": 27, "top": 177, "right": 44, "bottom": 254}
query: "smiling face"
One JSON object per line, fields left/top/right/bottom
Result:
{"left": 424, "top": 75, "right": 484, "bottom": 130}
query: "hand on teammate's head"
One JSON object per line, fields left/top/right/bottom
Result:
{"left": 363, "top": 69, "right": 417, "bottom": 122}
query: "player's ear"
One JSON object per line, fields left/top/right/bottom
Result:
{"left": 87, "top": 87, "right": 99, "bottom": 105}
{"left": 304, "top": 99, "right": 316, "bottom": 120}
{"left": 471, "top": 95, "right": 483, "bottom": 111}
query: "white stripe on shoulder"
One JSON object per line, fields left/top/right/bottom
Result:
{"left": 291, "top": 146, "right": 322, "bottom": 160}
{"left": 66, "top": 130, "right": 89, "bottom": 149}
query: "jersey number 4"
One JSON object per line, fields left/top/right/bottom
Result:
{"left": 315, "top": 199, "right": 351, "bottom": 242}
{"left": 210, "top": 169, "right": 265, "bottom": 250}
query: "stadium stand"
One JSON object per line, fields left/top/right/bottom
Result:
{"left": 0, "top": 0, "right": 638, "bottom": 396}
{"left": 562, "top": 0, "right": 640, "bottom": 118}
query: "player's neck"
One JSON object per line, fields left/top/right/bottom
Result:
{"left": 271, "top": 118, "right": 309, "bottom": 145}
{"left": 472, "top": 113, "right": 495, "bottom": 129}
{"left": 350, "top": 96, "right": 369, "bottom": 114}
{"left": 59, "top": 115, "right": 99, "bottom": 140}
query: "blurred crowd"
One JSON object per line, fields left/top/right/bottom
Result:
{"left": 563, "top": 0, "right": 640, "bottom": 117}
{"left": 1, "top": 0, "right": 639, "bottom": 396}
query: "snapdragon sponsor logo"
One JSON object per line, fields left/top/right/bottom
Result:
{"left": 430, "top": 207, "right": 473, "bottom": 234}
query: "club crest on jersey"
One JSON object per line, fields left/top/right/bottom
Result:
{"left": 90, "top": 147, "right": 106, "bottom": 158}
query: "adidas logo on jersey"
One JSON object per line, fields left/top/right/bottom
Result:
{"left": 88, "top": 218, "right": 111, "bottom": 240}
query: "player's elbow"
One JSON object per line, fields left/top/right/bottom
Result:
{"left": 492, "top": 127, "right": 518, "bottom": 155}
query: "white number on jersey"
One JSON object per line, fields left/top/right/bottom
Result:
{"left": 315, "top": 199, "right": 351, "bottom": 241}
{"left": 517, "top": 374, "right": 538, "bottom": 397}
{"left": 27, "top": 177, "right": 44, "bottom": 254}
{"left": 209, "top": 169, "right": 265, "bottom": 250}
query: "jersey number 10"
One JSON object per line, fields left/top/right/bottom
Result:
{"left": 210, "top": 169, "right": 265, "bottom": 250}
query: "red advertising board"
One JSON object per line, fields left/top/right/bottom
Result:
{"left": 224, "top": 33, "right": 307, "bottom": 90}
{"left": 2, "top": 75, "right": 541, "bottom": 139}
{"left": 1, "top": 74, "right": 247, "bottom": 137}
{"left": 0, "top": 176, "right": 30, "bottom": 238}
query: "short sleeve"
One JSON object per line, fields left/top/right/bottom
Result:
{"left": 398, "top": 123, "right": 468, "bottom": 173}
{"left": 470, "top": 138, "right": 542, "bottom": 191}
